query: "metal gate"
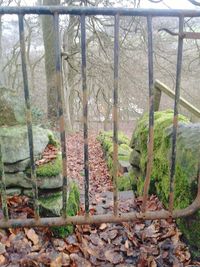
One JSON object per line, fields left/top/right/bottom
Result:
{"left": 0, "top": 6, "right": 200, "bottom": 228}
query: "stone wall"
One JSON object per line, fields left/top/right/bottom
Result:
{"left": 130, "top": 110, "right": 200, "bottom": 258}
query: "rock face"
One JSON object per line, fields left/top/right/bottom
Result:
{"left": 0, "top": 125, "right": 64, "bottom": 191}
{"left": 0, "top": 87, "right": 25, "bottom": 126}
{"left": 0, "top": 105, "right": 81, "bottom": 228}
{"left": 0, "top": 126, "right": 51, "bottom": 163}
{"left": 130, "top": 110, "right": 200, "bottom": 258}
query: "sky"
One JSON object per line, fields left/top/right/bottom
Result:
{"left": 140, "top": 0, "right": 199, "bottom": 9}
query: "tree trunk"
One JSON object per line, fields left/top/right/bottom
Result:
{"left": 62, "top": 15, "right": 79, "bottom": 132}
{"left": 103, "top": 105, "right": 111, "bottom": 131}
{"left": 41, "top": 0, "right": 60, "bottom": 125}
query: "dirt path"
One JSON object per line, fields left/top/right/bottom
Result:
{"left": 0, "top": 133, "right": 199, "bottom": 266}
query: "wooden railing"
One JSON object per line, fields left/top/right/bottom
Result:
{"left": 154, "top": 79, "right": 200, "bottom": 118}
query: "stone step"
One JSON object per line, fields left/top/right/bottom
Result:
{"left": 80, "top": 190, "right": 135, "bottom": 215}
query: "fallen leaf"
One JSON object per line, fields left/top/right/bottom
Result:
{"left": 0, "top": 242, "right": 6, "bottom": 254}
{"left": 134, "top": 223, "right": 145, "bottom": 232}
{"left": 0, "top": 255, "right": 6, "bottom": 265}
{"left": 25, "top": 228, "right": 39, "bottom": 245}
{"left": 105, "top": 250, "right": 123, "bottom": 264}
{"left": 66, "top": 244, "right": 80, "bottom": 254}
{"left": 99, "top": 223, "right": 107, "bottom": 230}
{"left": 50, "top": 253, "right": 62, "bottom": 267}
{"left": 70, "top": 253, "right": 91, "bottom": 267}
{"left": 108, "top": 229, "right": 118, "bottom": 240}
{"left": 90, "top": 233, "right": 104, "bottom": 246}
{"left": 125, "top": 240, "right": 130, "bottom": 250}
{"left": 150, "top": 259, "right": 157, "bottom": 267}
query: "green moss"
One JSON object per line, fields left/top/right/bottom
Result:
{"left": 131, "top": 110, "right": 189, "bottom": 197}
{"left": 177, "top": 213, "right": 200, "bottom": 259}
{"left": 36, "top": 155, "right": 62, "bottom": 177}
{"left": 97, "top": 131, "right": 131, "bottom": 175}
{"left": 51, "top": 182, "right": 80, "bottom": 238}
{"left": 131, "top": 110, "right": 189, "bottom": 174}
{"left": 107, "top": 156, "right": 113, "bottom": 173}
{"left": 48, "top": 133, "right": 59, "bottom": 147}
{"left": 117, "top": 170, "right": 136, "bottom": 191}
{"left": 131, "top": 110, "right": 200, "bottom": 258}
{"left": 97, "top": 131, "right": 130, "bottom": 148}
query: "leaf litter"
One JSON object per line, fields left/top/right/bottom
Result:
{"left": 0, "top": 133, "right": 199, "bottom": 266}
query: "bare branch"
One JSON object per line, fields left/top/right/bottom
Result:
{"left": 187, "top": 0, "right": 200, "bottom": 6}
{"left": 148, "top": 0, "right": 163, "bottom": 3}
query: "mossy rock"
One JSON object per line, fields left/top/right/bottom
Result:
{"left": 130, "top": 110, "right": 200, "bottom": 258}
{"left": 25, "top": 155, "right": 63, "bottom": 189}
{"left": 39, "top": 182, "right": 80, "bottom": 238}
{"left": 36, "top": 155, "right": 62, "bottom": 177}
{"left": 48, "top": 132, "right": 60, "bottom": 147}
{"left": 117, "top": 170, "right": 136, "bottom": 191}
{"left": 97, "top": 131, "right": 130, "bottom": 156}
{"left": 97, "top": 131, "right": 131, "bottom": 174}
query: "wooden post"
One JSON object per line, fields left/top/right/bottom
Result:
{"left": 154, "top": 86, "right": 162, "bottom": 111}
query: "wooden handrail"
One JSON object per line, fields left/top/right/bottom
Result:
{"left": 154, "top": 79, "right": 200, "bottom": 118}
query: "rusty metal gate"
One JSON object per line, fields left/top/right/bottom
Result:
{"left": 0, "top": 6, "right": 200, "bottom": 228}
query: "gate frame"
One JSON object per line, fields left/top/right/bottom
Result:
{"left": 0, "top": 6, "right": 200, "bottom": 228}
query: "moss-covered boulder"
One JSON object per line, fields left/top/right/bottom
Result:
{"left": 39, "top": 182, "right": 80, "bottom": 237}
{"left": 97, "top": 131, "right": 133, "bottom": 191}
{"left": 130, "top": 110, "right": 200, "bottom": 257}
{"left": 36, "top": 155, "right": 63, "bottom": 189}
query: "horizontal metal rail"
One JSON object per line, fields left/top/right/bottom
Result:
{"left": 0, "top": 197, "right": 199, "bottom": 228}
{"left": 0, "top": 6, "right": 200, "bottom": 17}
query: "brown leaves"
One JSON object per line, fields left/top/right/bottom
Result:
{"left": 35, "top": 144, "right": 58, "bottom": 166}
{"left": 105, "top": 250, "right": 123, "bottom": 264}
{"left": 0, "top": 254, "right": 6, "bottom": 265}
{"left": 25, "top": 229, "right": 39, "bottom": 246}
{"left": 0, "top": 133, "right": 198, "bottom": 266}
{"left": 99, "top": 223, "right": 107, "bottom": 230}
{"left": 50, "top": 253, "right": 70, "bottom": 267}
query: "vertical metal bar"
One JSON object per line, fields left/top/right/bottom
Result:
{"left": 169, "top": 16, "right": 184, "bottom": 212}
{"left": 142, "top": 16, "right": 154, "bottom": 212}
{"left": 0, "top": 144, "right": 8, "bottom": 220}
{"left": 53, "top": 13, "right": 68, "bottom": 218}
{"left": 113, "top": 14, "right": 119, "bottom": 216}
{"left": 81, "top": 14, "right": 89, "bottom": 214}
{"left": 18, "top": 14, "right": 39, "bottom": 219}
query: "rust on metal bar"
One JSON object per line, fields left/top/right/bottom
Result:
{"left": 0, "top": 197, "right": 200, "bottom": 228}
{"left": 0, "top": 144, "right": 8, "bottom": 220}
{"left": 81, "top": 14, "right": 89, "bottom": 214}
{"left": 142, "top": 16, "right": 154, "bottom": 212}
{"left": 18, "top": 14, "right": 39, "bottom": 220}
{"left": 53, "top": 13, "right": 68, "bottom": 218}
{"left": 169, "top": 16, "right": 184, "bottom": 213}
{"left": 183, "top": 32, "right": 200, "bottom": 39}
{"left": 159, "top": 28, "right": 200, "bottom": 39}
{"left": 113, "top": 14, "right": 120, "bottom": 216}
